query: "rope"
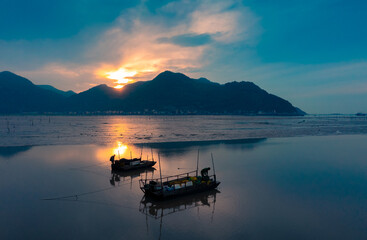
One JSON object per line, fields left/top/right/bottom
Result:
{"left": 50, "top": 198, "right": 140, "bottom": 211}
{"left": 69, "top": 162, "right": 109, "bottom": 170}
{"left": 42, "top": 178, "right": 141, "bottom": 201}
{"left": 68, "top": 168, "right": 109, "bottom": 178}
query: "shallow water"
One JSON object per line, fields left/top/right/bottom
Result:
{"left": 1, "top": 115, "right": 367, "bottom": 146}
{"left": 1, "top": 135, "right": 367, "bottom": 239}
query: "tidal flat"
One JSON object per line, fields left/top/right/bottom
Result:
{"left": 1, "top": 115, "right": 367, "bottom": 146}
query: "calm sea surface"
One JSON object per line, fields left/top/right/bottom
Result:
{"left": 1, "top": 135, "right": 367, "bottom": 239}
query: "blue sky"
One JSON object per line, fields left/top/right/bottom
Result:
{"left": 0, "top": 0, "right": 366, "bottom": 113}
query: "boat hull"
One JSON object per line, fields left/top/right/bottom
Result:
{"left": 111, "top": 160, "right": 156, "bottom": 171}
{"left": 142, "top": 181, "right": 220, "bottom": 200}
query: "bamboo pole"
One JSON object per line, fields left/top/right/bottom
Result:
{"left": 211, "top": 153, "right": 216, "bottom": 182}
{"left": 158, "top": 153, "right": 163, "bottom": 186}
{"left": 196, "top": 149, "right": 200, "bottom": 176}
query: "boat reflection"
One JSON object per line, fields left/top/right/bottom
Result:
{"left": 139, "top": 189, "right": 219, "bottom": 219}
{"left": 140, "top": 189, "right": 219, "bottom": 238}
{"left": 109, "top": 168, "right": 156, "bottom": 187}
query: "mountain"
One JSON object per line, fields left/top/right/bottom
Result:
{"left": 0, "top": 70, "right": 304, "bottom": 115}
{"left": 0, "top": 71, "right": 66, "bottom": 113}
{"left": 66, "top": 71, "right": 303, "bottom": 115}
{"left": 65, "top": 84, "right": 121, "bottom": 111}
{"left": 37, "top": 85, "right": 76, "bottom": 97}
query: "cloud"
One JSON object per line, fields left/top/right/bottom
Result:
{"left": 157, "top": 33, "right": 212, "bottom": 47}
{"left": 0, "top": 0, "right": 261, "bottom": 91}
{"left": 85, "top": 0, "right": 260, "bottom": 87}
{"left": 17, "top": 63, "right": 107, "bottom": 91}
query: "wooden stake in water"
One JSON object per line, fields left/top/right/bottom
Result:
{"left": 140, "top": 145, "right": 143, "bottom": 159}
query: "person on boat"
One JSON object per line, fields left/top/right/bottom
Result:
{"left": 201, "top": 167, "right": 211, "bottom": 181}
{"left": 110, "top": 155, "right": 115, "bottom": 164}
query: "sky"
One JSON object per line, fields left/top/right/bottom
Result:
{"left": 1, "top": 0, "right": 366, "bottom": 114}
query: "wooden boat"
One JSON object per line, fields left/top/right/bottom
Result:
{"left": 110, "top": 154, "right": 156, "bottom": 171}
{"left": 139, "top": 153, "right": 220, "bottom": 199}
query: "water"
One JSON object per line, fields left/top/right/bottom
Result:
{"left": 1, "top": 115, "right": 367, "bottom": 146}
{"left": 1, "top": 135, "right": 367, "bottom": 239}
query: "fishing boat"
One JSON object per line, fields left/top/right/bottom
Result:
{"left": 110, "top": 154, "right": 156, "bottom": 171}
{"left": 139, "top": 152, "right": 220, "bottom": 199}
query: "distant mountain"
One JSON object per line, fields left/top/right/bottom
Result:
{"left": 37, "top": 85, "right": 76, "bottom": 97}
{"left": 0, "top": 71, "right": 66, "bottom": 113}
{"left": 0, "top": 70, "right": 305, "bottom": 115}
{"left": 65, "top": 84, "right": 122, "bottom": 111}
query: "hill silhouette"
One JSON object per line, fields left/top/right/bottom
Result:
{"left": 37, "top": 85, "right": 76, "bottom": 97}
{"left": 0, "top": 71, "right": 66, "bottom": 113}
{"left": 0, "top": 70, "right": 304, "bottom": 115}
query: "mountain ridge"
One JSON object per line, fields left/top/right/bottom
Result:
{"left": 0, "top": 70, "right": 304, "bottom": 115}
{"left": 0, "top": 71, "right": 65, "bottom": 113}
{"left": 37, "top": 85, "right": 76, "bottom": 97}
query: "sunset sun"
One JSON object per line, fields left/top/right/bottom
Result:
{"left": 105, "top": 67, "right": 137, "bottom": 89}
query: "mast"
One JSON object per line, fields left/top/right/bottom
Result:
{"left": 158, "top": 152, "right": 163, "bottom": 186}
{"left": 211, "top": 153, "right": 216, "bottom": 182}
{"left": 140, "top": 145, "right": 143, "bottom": 159}
{"left": 196, "top": 149, "right": 200, "bottom": 176}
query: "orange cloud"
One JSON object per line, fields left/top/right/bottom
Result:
{"left": 90, "top": 1, "right": 255, "bottom": 87}
{"left": 19, "top": 0, "right": 258, "bottom": 91}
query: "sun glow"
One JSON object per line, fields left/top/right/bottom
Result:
{"left": 114, "top": 85, "right": 124, "bottom": 89}
{"left": 105, "top": 68, "right": 137, "bottom": 88}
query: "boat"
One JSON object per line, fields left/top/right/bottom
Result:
{"left": 139, "top": 152, "right": 220, "bottom": 199}
{"left": 109, "top": 154, "right": 156, "bottom": 171}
